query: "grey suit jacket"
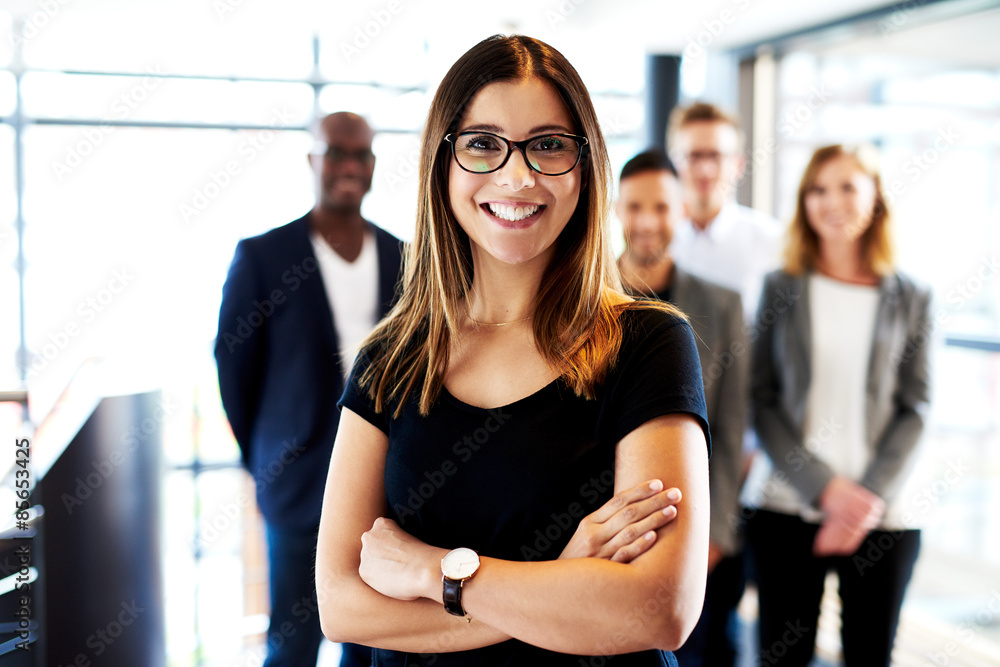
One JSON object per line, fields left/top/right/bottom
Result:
{"left": 672, "top": 267, "right": 749, "bottom": 554}
{"left": 751, "top": 270, "right": 933, "bottom": 506}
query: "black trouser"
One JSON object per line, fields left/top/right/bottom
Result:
{"left": 746, "top": 509, "right": 920, "bottom": 667}
{"left": 262, "top": 524, "right": 371, "bottom": 667}
{"left": 673, "top": 551, "right": 746, "bottom": 666}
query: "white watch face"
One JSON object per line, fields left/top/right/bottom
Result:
{"left": 442, "top": 547, "right": 480, "bottom": 580}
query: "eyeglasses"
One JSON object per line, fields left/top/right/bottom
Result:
{"left": 443, "top": 131, "right": 588, "bottom": 176}
{"left": 672, "top": 151, "right": 731, "bottom": 167}
{"left": 311, "top": 143, "right": 375, "bottom": 164}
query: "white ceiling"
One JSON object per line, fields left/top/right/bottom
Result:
{"left": 0, "top": 0, "right": 907, "bottom": 52}
{"left": 4, "top": 0, "right": 998, "bottom": 72}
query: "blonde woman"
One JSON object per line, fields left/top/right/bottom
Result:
{"left": 744, "top": 144, "right": 931, "bottom": 666}
{"left": 316, "top": 35, "right": 711, "bottom": 666}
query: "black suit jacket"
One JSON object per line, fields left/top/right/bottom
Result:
{"left": 215, "top": 212, "right": 404, "bottom": 530}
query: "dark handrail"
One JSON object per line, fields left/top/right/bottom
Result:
{"left": 0, "top": 390, "right": 27, "bottom": 405}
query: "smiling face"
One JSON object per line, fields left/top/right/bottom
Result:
{"left": 310, "top": 113, "right": 375, "bottom": 213}
{"left": 618, "top": 169, "right": 682, "bottom": 266}
{"left": 803, "top": 154, "right": 878, "bottom": 247}
{"left": 447, "top": 77, "right": 582, "bottom": 268}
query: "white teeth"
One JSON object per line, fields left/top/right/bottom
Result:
{"left": 487, "top": 203, "right": 540, "bottom": 222}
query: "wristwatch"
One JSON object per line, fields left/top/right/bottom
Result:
{"left": 441, "top": 547, "right": 480, "bottom": 618}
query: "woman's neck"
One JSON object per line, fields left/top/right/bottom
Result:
{"left": 815, "top": 240, "right": 879, "bottom": 286}
{"left": 465, "top": 249, "right": 548, "bottom": 324}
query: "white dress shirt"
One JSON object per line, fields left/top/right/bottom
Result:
{"left": 671, "top": 202, "right": 783, "bottom": 322}
{"left": 309, "top": 229, "right": 378, "bottom": 382}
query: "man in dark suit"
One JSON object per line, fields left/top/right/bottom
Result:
{"left": 215, "top": 112, "right": 403, "bottom": 667}
{"left": 616, "top": 150, "right": 748, "bottom": 667}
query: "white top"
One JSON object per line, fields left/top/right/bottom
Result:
{"left": 743, "top": 274, "right": 884, "bottom": 524}
{"left": 309, "top": 229, "right": 379, "bottom": 383}
{"left": 671, "top": 202, "right": 783, "bottom": 322}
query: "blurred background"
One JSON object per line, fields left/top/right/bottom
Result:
{"left": 0, "top": 0, "right": 997, "bottom": 665}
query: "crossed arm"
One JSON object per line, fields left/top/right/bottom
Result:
{"left": 315, "top": 408, "right": 709, "bottom": 655}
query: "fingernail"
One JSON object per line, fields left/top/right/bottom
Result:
{"left": 645, "top": 531, "right": 655, "bottom": 541}
{"left": 662, "top": 506, "right": 676, "bottom": 516}
{"left": 667, "top": 489, "right": 681, "bottom": 501}
{"left": 649, "top": 479, "right": 663, "bottom": 491}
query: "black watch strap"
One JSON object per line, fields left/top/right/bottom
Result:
{"left": 442, "top": 577, "right": 466, "bottom": 617}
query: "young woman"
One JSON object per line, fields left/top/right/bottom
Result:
{"left": 743, "top": 144, "right": 932, "bottom": 666}
{"left": 315, "top": 35, "right": 711, "bottom": 666}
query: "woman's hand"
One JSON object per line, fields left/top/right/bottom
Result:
{"left": 813, "top": 517, "right": 868, "bottom": 556}
{"left": 558, "top": 479, "right": 682, "bottom": 563}
{"left": 814, "top": 475, "right": 885, "bottom": 556}
{"left": 359, "top": 517, "right": 444, "bottom": 601}
{"left": 818, "top": 475, "right": 885, "bottom": 529}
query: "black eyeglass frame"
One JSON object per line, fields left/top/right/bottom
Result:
{"left": 443, "top": 131, "right": 590, "bottom": 176}
{"left": 315, "top": 146, "right": 376, "bottom": 164}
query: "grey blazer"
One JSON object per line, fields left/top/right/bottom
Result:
{"left": 673, "top": 267, "right": 749, "bottom": 554}
{"left": 751, "top": 270, "right": 933, "bottom": 505}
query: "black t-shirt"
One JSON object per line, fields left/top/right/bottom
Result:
{"left": 654, "top": 284, "right": 674, "bottom": 305}
{"left": 339, "top": 306, "right": 710, "bottom": 667}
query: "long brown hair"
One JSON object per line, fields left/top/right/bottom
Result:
{"left": 784, "top": 144, "right": 895, "bottom": 276}
{"left": 362, "top": 34, "right": 679, "bottom": 416}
